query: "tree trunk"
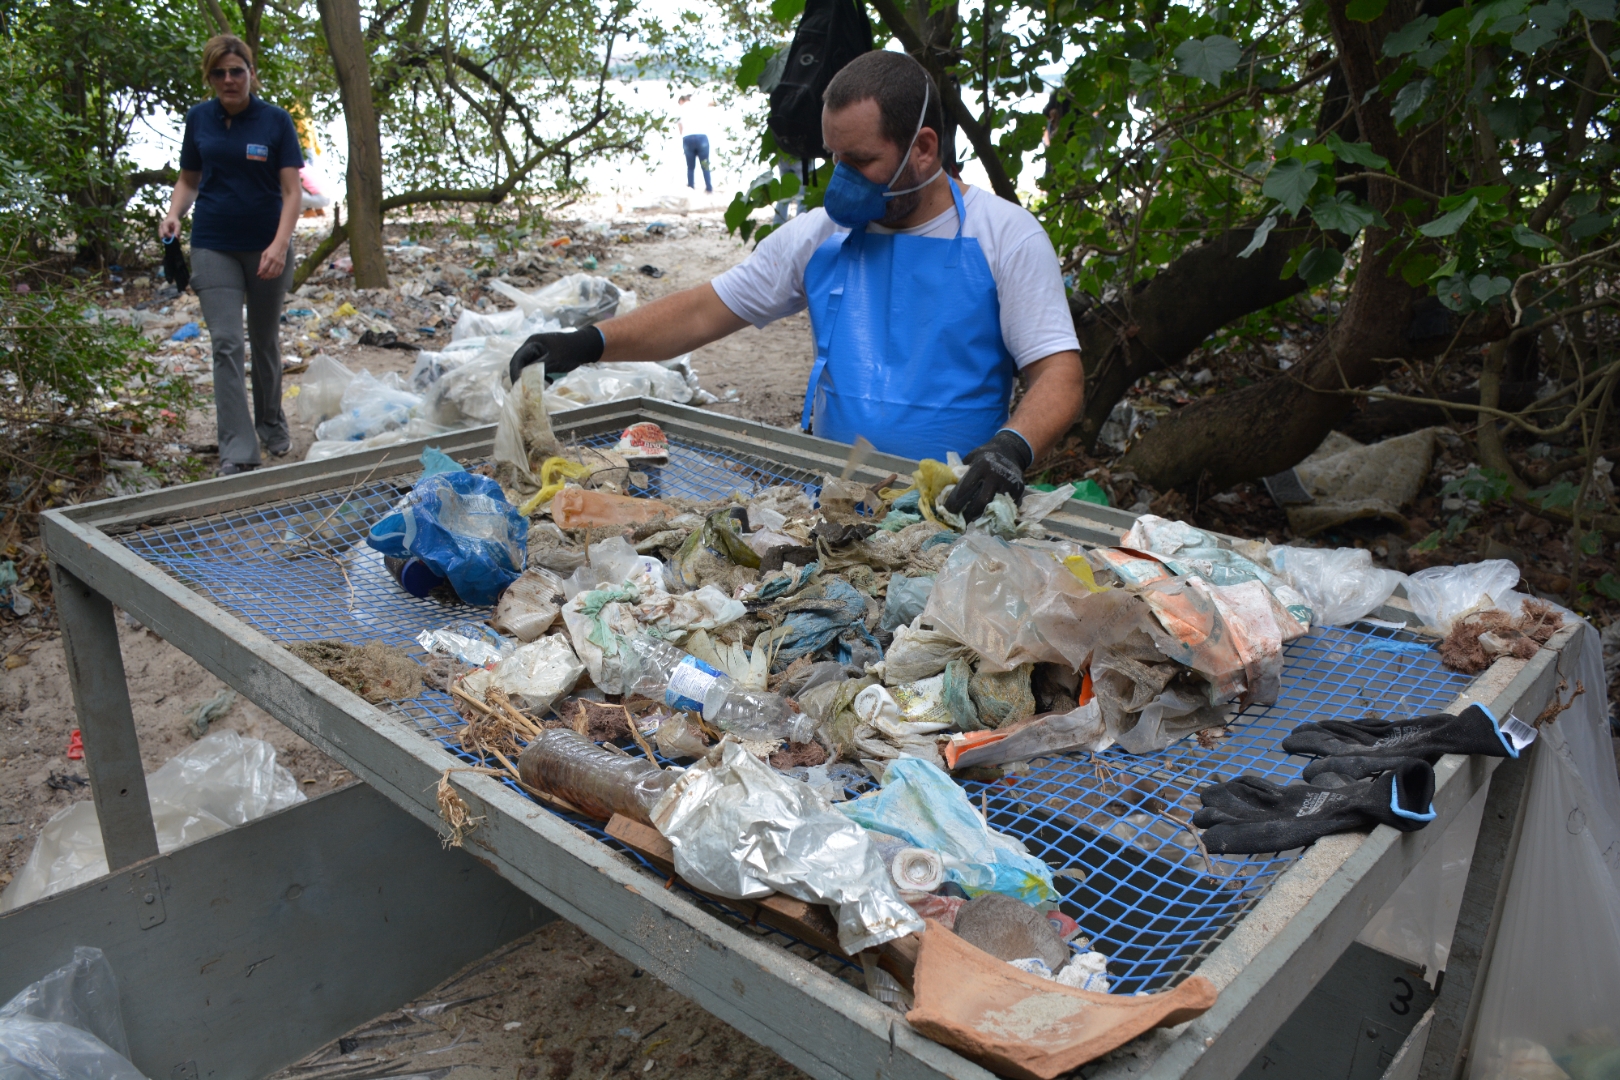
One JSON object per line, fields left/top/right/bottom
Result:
{"left": 1119, "top": 0, "right": 1448, "bottom": 492}
{"left": 317, "top": 0, "right": 389, "bottom": 289}
{"left": 1071, "top": 213, "right": 1328, "bottom": 448}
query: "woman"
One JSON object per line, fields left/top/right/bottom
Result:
{"left": 161, "top": 35, "right": 303, "bottom": 475}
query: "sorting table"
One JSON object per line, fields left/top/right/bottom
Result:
{"left": 29, "top": 400, "right": 1579, "bottom": 1080}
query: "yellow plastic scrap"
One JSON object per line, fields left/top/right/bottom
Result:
{"left": 333, "top": 301, "right": 358, "bottom": 317}
{"left": 517, "top": 457, "right": 593, "bottom": 516}
{"left": 912, "top": 459, "right": 958, "bottom": 525}
{"left": 1063, "top": 555, "right": 1110, "bottom": 593}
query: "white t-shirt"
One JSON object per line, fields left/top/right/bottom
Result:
{"left": 712, "top": 184, "right": 1080, "bottom": 369}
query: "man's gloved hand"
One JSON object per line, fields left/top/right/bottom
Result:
{"left": 508, "top": 327, "right": 605, "bottom": 384}
{"left": 943, "top": 429, "right": 1034, "bottom": 523}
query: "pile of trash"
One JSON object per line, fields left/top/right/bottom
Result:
{"left": 296, "top": 273, "right": 717, "bottom": 462}
{"left": 301, "top": 398, "right": 1575, "bottom": 1076}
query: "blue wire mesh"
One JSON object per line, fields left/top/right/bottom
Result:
{"left": 115, "top": 432, "right": 1472, "bottom": 995}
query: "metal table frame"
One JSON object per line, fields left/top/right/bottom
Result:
{"left": 34, "top": 399, "right": 1578, "bottom": 1080}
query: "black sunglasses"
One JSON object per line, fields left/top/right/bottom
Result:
{"left": 209, "top": 66, "right": 250, "bottom": 80}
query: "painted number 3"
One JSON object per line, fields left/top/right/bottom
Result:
{"left": 1390, "top": 976, "right": 1414, "bottom": 1016}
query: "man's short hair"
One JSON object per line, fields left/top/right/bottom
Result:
{"left": 823, "top": 51, "right": 944, "bottom": 151}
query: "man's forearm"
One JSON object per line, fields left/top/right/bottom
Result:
{"left": 598, "top": 283, "right": 749, "bottom": 363}
{"left": 1005, "top": 351, "right": 1084, "bottom": 460}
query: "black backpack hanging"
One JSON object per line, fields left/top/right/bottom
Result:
{"left": 768, "top": 0, "right": 873, "bottom": 162}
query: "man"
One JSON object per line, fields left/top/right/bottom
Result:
{"left": 511, "top": 51, "right": 1084, "bottom": 522}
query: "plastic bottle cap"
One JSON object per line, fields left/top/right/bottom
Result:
{"left": 398, "top": 557, "right": 446, "bottom": 598}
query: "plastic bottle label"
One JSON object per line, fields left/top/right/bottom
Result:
{"left": 665, "top": 655, "right": 723, "bottom": 715}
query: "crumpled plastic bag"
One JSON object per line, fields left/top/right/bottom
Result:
{"left": 366, "top": 471, "right": 527, "bottom": 607}
{"left": 560, "top": 583, "right": 644, "bottom": 694}
{"left": 924, "top": 533, "right": 1159, "bottom": 673}
{"left": 1467, "top": 624, "right": 1620, "bottom": 1078}
{"left": 0, "top": 947, "right": 145, "bottom": 1080}
{"left": 492, "top": 363, "right": 560, "bottom": 491}
{"left": 944, "top": 701, "right": 1110, "bottom": 770}
{"left": 877, "top": 619, "right": 973, "bottom": 684}
{"left": 417, "top": 622, "right": 514, "bottom": 666}
{"left": 549, "top": 362, "right": 694, "bottom": 409}
{"left": 1, "top": 732, "right": 305, "bottom": 911}
{"left": 651, "top": 737, "right": 923, "bottom": 954}
{"left": 1120, "top": 515, "right": 1314, "bottom": 627}
{"left": 488, "top": 273, "right": 625, "bottom": 328}
{"left": 1268, "top": 545, "right": 1406, "bottom": 627}
{"left": 304, "top": 416, "right": 456, "bottom": 463}
{"left": 1405, "top": 560, "right": 1522, "bottom": 634}
{"left": 313, "top": 369, "right": 422, "bottom": 442}
{"left": 880, "top": 575, "right": 935, "bottom": 634}
{"left": 296, "top": 352, "right": 354, "bottom": 423}
{"left": 769, "top": 578, "right": 879, "bottom": 671}
{"left": 838, "top": 757, "right": 1056, "bottom": 904}
{"left": 460, "top": 634, "right": 584, "bottom": 712}
{"left": 490, "top": 566, "right": 568, "bottom": 641}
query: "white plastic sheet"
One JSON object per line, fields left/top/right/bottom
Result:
{"left": 650, "top": 737, "right": 923, "bottom": 954}
{"left": 460, "top": 634, "right": 584, "bottom": 713}
{"left": 1268, "top": 545, "right": 1406, "bottom": 627}
{"left": 1, "top": 731, "right": 305, "bottom": 911}
{"left": 313, "top": 370, "right": 422, "bottom": 442}
{"left": 295, "top": 352, "right": 354, "bottom": 424}
{"left": 0, "top": 947, "right": 145, "bottom": 1080}
{"left": 1468, "top": 622, "right": 1620, "bottom": 1078}
{"left": 1404, "top": 559, "right": 1521, "bottom": 634}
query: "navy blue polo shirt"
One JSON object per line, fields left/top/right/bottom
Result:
{"left": 179, "top": 95, "right": 303, "bottom": 252}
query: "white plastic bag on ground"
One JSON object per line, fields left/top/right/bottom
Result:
{"left": 1468, "top": 623, "right": 1620, "bottom": 1078}
{"left": 651, "top": 737, "right": 923, "bottom": 954}
{"left": 1268, "top": 545, "right": 1406, "bottom": 627}
{"left": 1, "top": 731, "right": 305, "bottom": 910}
{"left": 0, "top": 946, "right": 145, "bottom": 1080}
{"left": 1405, "top": 559, "right": 1521, "bottom": 633}
{"left": 296, "top": 352, "right": 354, "bottom": 423}
{"left": 548, "top": 362, "right": 694, "bottom": 408}
{"left": 313, "top": 370, "right": 422, "bottom": 442}
{"left": 488, "top": 274, "right": 623, "bottom": 328}
{"left": 303, "top": 417, "right": 456, "bottom": 463}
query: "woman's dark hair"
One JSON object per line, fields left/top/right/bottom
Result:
{"left": 823, "top": 51, "right": 943, "bottom": 151}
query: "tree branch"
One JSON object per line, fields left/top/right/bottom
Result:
{"left": 864, "top": 0, "right": 1019, "bottom": 202}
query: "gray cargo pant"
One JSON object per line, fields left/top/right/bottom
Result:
{"left": 193, "top": 245, "right": 293, "bottom": 466}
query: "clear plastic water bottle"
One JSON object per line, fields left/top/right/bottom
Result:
{"left": 626, "top": 635, "right": 814, "bottom": 745}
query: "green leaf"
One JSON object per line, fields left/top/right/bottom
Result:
{"left": 1436, "top": 273, "right": 1474, "bottom": 311}
{"left": 1383, "top": 15, "right": 1439, "bottom": 56}
{"left": 1594, "top": 573, "right": 1620, "bottom": 601}
{"left": 1325, "top": 132, "right": 1390, "bottom": 169}
{"left": 1419, "top": 196, "right": 1479, "bottom": 237}
{"left": 1393, "top": 77, "right": 1436, "bottom": 124}
{"left": 1569, "top": 212, "right": 1614, "bottom": 240}
{"left": 1128, "top": 58, "right": 1159, "bottom": 85}
{"left": 1530, "top": 480, "right": 1578, "bottom": 509}
{"left": 735, "top": 44, "right": 776, "bottom": 91}
{"left": 1429, "top": 255, "right": 1461, "bottom": 281}
{"left": 1511, "top": 24, "right": 1558, "bottom": 50}
{"left": 1237, "top": 214, "right": 1279, "bottom": 258}
{"left": 1299, "top": 246, "right": 1345, "bottom": 286}
{"left": 1569, "top": 0, "right": 1616, "bottom": 18}
{"left": 1310, "top": 192, "right": 1381, "bottom": 234}
{"left": 1173, "top": 35, "right": 1243, "bottom": 86}
{"left": 1262, "top": 158, "right": 1322, "bottom": 216}
{"left": 1400, "top": 251, "right": 1443, "bottom": 286}
{"left": 1347, "top": 0, "right": 1390, "bottom": 19}
{"left": 1470, "top": 274, "right": 1512, "bottom": 301}
{"left": 770, "top": 0, "right": 806, "bottom": 24}
{"left": 1512, "top": 223, "right": 1557, "bottom": 249}
{"left": 1579, "top": 530, "right": 1603, "bottom": 556}
{"left": 1411, "top": 530, "right": 1443, "bottom": 553}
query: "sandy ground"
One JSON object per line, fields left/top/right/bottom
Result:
{"left": 1, "top": 215, "right": 818, "bottom": 1078}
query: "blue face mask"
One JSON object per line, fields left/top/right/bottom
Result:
{"left": 822, "top": 80, "right": 944, "bottom": 229}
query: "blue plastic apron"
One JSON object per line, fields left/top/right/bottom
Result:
{"left": 800, "top": 179, "right": 1015, "bottom": 462}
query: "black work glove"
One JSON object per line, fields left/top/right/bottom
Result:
{"left": 1191, "top": 760, "right": 1437, "bottom": 855}
{"left": 1282, "top": 703, "right": 1527, "bottom": 782}
{"left": 943, "top": 429, "right": 1033, "bottom": 524}
{"left": 508, "top": 326, "right": 605, "bottom": 384}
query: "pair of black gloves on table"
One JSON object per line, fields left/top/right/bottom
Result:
{"left": 1195, "top": 704, "right": 1531, "bottom": 855}
{"left": 509, "top": 332, "right": 1034, "bottom": 524}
